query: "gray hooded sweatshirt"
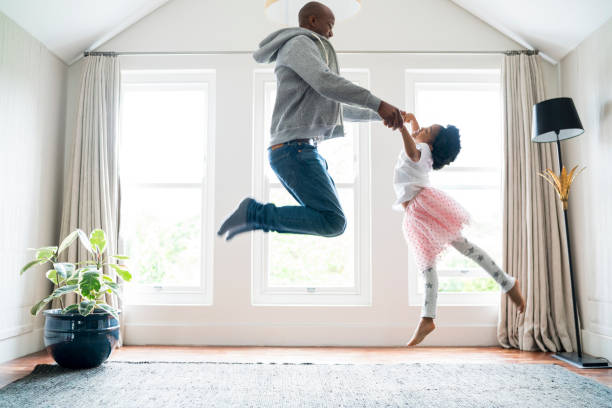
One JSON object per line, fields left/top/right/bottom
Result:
{"left": 253, "top": 28, "right": 382, "bottom": 146}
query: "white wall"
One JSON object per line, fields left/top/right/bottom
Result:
{"left": 61, "top": 0, "right": 559, "bottom": 346}
{"left": 561, "top": 17, "right": 612, "bottom": 361}
{"left": 95, "top": 0, "right": 521, "bottom": 53}
{"left": 0, "top": 12, "right": 67, "bottom": 363}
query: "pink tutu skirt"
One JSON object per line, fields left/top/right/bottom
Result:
{"left": 403, "top": 187, "right": 470, "bottom": 271}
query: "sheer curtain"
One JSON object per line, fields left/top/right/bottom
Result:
{"left": 56, "top": 55, "right": 123, "bottom": 344}
{"left": 498, "top": 53, "right": 575, "bottom": 352}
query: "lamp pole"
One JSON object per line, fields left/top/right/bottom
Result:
{"left": 555, "top": 131, "right": 582, "bottom": 359}
{"left": 533, "top": 97, "right": 609, "bottom": 368}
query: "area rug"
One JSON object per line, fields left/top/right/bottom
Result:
{"left": 1, "top": 362, "right": 610, "bottom": 407}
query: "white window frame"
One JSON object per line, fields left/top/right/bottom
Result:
{"left": 405, "top": 69, "right": 502, "bottom": 306}
{"left": 120, "top": 69, "right": 216, "bottom": 305}
{"left": 251, "top": 69, "right": 372, "bottom": 306}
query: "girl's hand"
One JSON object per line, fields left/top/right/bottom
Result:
{"left": 401, "top": 112, "right": 420, "bottom": 134}
{"left": 401, "top": 112, "right": 416, "bottom": 122}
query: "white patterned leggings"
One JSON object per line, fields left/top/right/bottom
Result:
{"left": 420, "top": 236, "right": 516, "bottom": 318}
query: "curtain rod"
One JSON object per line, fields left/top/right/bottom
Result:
{"left": 83, "top": 49, "right": 539, "bottom": 57}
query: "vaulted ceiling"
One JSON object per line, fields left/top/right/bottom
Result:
{"left": 451, "top": 0, "right": 612, "bottom": 62}
{"left": 0, "top": 0, "right": 172, "bottom": 64}
{"left": 1, "top": 0, "right": 611, "bottom": 65}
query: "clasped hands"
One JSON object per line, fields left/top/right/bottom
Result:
{"left": 377, "top": 101, "right": 417, "bottom": 131}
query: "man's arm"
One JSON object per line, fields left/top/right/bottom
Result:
{"left": 278, "top": 36, "right": 403, "bottom": 129}
{"left": 342, "top": 104, "right": 381, "bottom": 122}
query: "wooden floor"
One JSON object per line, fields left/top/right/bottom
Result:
{"left": 1, "top": 346, "right": 611, "bottom": 389}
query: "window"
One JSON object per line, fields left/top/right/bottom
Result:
{"left": 120, "top": 70, "right": 215, "bottom": 305}
{"left": 252, "top": 69, "right": 372, "bottom": 305}
{"left": 405, "top": 69, "right": 502, "bottom": 305}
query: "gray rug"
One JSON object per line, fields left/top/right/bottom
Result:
{"left": 1, "top": 362, "right": 610, "bottom": 407}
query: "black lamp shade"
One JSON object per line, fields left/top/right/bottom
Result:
{"left": 532, "top": 97, "right": 584, "bottom": 143}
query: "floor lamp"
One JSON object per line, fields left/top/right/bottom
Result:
{"left": 532, "top": 97, "right": 611, "bottom": 369}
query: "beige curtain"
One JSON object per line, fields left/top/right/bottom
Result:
{"left": 498, "top": 54, "right": 575, "bottom": 352}
{"left": 55, "top": 55, "right": 123, "bottom": 345}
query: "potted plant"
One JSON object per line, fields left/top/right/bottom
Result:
{"left": 20, "top": 228, "right": 131, "bottom": 369}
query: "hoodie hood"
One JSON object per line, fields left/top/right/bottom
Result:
{"left": 253, "top": 27, "right": 329, "bottom": 64}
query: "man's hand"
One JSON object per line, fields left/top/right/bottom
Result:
{"left": 378, "top": 101, "right": 404, "bottom": 130}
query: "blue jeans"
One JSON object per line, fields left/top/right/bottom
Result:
{"left": 247, "top": 141, "right": 347, "bottom": 237}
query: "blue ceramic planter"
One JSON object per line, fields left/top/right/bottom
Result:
{"left": 43, "top": 309, "right": 120, "bottom": 369}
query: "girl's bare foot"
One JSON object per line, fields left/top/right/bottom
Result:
{"left": 406, "top": 317, "right": 435, "bottom": 346}
{"left": 507, "top": 280, "right": 526, "bottom": 313}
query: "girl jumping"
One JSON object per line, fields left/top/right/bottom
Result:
{"left": 394, "top": 113, "right": 525, "bottom": 346}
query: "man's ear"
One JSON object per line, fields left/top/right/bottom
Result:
{"left": 308, "top": 15, "right": 317, "bottom": 27}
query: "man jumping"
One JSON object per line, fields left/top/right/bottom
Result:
{"left": 218, "top": 1, "right": 403, "bottom": 240}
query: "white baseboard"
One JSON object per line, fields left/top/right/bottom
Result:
{"left": 0, "top": 328, "right": 45, "bottom": 364}
{"left": 124, "top": 323, "right": 499, "bottom": 347}
{"left": 582, "top": 329, "right": 612, "bottom": 361}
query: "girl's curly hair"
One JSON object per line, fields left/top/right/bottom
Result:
{"left": 432, "top": 125, "right": 461, "bottom": 170}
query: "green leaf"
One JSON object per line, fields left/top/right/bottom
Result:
{"left": 35, "top": 246, "right": 57, "bottom": 260}
{"left": 57, "top": 230, "right": 81, "bottom": 255}
{"left": 45, "top": 269, "right": 60, "bottom": 284}
{"left": 95, "top": 303, "right": 119, "bottom": 320}
{"left": 66, "top": 267, "right": 79, "bottom": 283}
{"left": 100, "top": 282, "right": 122, "bottom": 301}
{"left": 30, "top": 299, "right": 49, "bottom": 316}
{"left": 53, "top": 263, "right": 75, "bottom": 280}
{"left": 61, "top": 304, "right": 79, "bottom": 314}
{"left": 109, "top": 264, "right": 132, "bottom": 282}
{"left": 79, "top": 270, "right": 101, "bottom": 299}
{"left": 53, "top": 284, "right": 80, "bottom": 296}
{"left": 20, "top": 259, "right": 46, "bottom": 275}
{"left": 77, "top": 229, "right": 93, "bottom": 254}
{"left": 102, "top": 275, "right": 113, "bottom": 282}
{"left": 78, "top": 299, "right": 96, "bottom": 316}
{"left": 29, "top": 285, "right": 79, "bottom": 315}
{"left": 89, "top": 229, "right": 107, "bottom": 255}
{"left": 106, "top": 281, "right": 120, "bottom": 290}
{"left": 111, "top": 255, "right": 129, "bottom": 260}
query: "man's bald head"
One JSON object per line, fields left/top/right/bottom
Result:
{"left": 298, "top": 1, "right": 335, "bottom": 38}
{"left": 298, "top": 2, "right": 332, "bottom": 26}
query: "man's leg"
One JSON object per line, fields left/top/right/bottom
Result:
{"left": 218, "top": 142, "right": 346, "bottom": 239}
{"left": 252, "top": 142, "right": 346, "bottom": 236}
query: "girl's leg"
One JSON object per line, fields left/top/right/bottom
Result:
{"left": 450, "top": 237, "right": 515, "bottom": 292}
{"left": 451, "top": 236, "right": 525, "bottom": 312}
{"left": 421, "top": 266, "right": 439, "bottom": 318}
{"left": 406, "top": 265, "right": 438, "bottom": 346}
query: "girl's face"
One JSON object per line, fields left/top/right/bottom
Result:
{"left": 414, "top": 124, "right": 442, "bottom": 148}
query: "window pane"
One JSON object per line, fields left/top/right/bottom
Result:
{"left": 414, "top": 79, "right": 502, "bottom": 294}
{"left": 263, "top": 82, "right": 276, "bottom": 182}
{"left": 436, "top": 188, "right": 501, "bottom": 272}
{"left": 317, "top": 124, "right": 356, "bottom": 183}
{"left": 120, "top": 79, "right": 208, "bottom": 290}
{"left": 121, "top": 84, "right": 207, "bottom": 184}
{"left": 430, "top": 170, "right": 500, "bottom": 189}
{"left": 267, "top": 187, "right": 355, "bottom": 287}
{"left": 121, "top": 187, "right": 202, "bottom": 286}
{"left": 414, "top": 83, "right": 501, "bottom": 168}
